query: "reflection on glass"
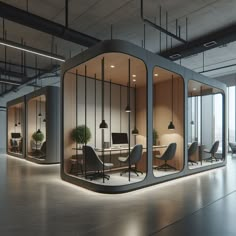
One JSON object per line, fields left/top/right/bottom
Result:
{"left": 27, "top": 95, "right": 46, "bottom": 160}
{"left": 63, "top": 52, "right": 147, "bottom": 186}
{"left": 8, "top": 103, "right": 23, "bottom": 156}
{"left": 152, "top": 67, "right": 184, "bottom": 177}
{"left": 188, "top": 81, "right": 224, "bottom": 169}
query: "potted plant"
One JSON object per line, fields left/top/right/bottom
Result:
{"left": 71, "top": 125, "right": 91, "bottom": 148}
{"left": 153, "top": 128, "right": 158, "bottom": 145}
{"left": 32, "top": 130, "right": 44, "bottom": 143}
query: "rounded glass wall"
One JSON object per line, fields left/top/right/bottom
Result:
{"left": 7, "top": 103, "right": 24, "bottom": 156}
{"left": 188, "top": 80, "right": 224, "bottom": 169}
{"left": 27, "top": 95, "right": 46, "bottom": 160}
{"left": 63, "top": 52, "right": 147, "bottom": 186}
{"left": 152, "top": 67, "right": 184, "bottom": 177}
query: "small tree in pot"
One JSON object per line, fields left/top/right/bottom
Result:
{"left": 71, "top": 125, "right": 91, "bottom": 147}
{"left": 32, "top": 130, "right": 44, "bottom": 143}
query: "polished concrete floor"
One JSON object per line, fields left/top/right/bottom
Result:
{"left": 1, "top": 154, "right": 236, "bottom": 236}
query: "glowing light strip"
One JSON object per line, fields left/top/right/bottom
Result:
{"left": 0, "top": 39, "right": 65, "bottom": 62}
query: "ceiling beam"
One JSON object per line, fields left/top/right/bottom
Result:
{"left": 0, "top": 78, "right": 22, "bottom": 86}
{"left": 160, "top": 24, "right": 236, "bottom": 60}
{"left": 0, "top": 68, "right": 28, "bottom": 80}
{"left": 0, "top": 2, "right": 100, "bottom": 48}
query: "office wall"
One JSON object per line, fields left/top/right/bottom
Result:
{"left": 0, "top": 110, "right": 6, "bottom": 153}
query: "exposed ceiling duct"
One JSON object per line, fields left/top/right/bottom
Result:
{"left": 0, "top": 1, "right": 100, "bottom": 48}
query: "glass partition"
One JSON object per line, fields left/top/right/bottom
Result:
{"left": 63, "top": 52, "right": 147, "bottom": 186}
{"left": 188, "top": 80, "right": 224, "bottom": 169}
{"left": 7, "top": 103, "right": 24, "bottom": 157}
{"left": 152, "top": 67, "right": 184, "bottom": 177}
{"left": 27, "top": 95, "right": 46, "bottom": 160}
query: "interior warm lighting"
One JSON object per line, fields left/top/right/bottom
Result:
{"left": 132, "top": 79, "right": 136, "bottom": 82}
{"left": 154, "top": 73, "right": 158, "bottom": 77}
{"left": 0, "top": 38, "right": 65, "bottom": 62}
{"left": 110, "top": 65, "right": 115, "bottom": 68}
{"left": 132, "top": 74, "right": 136, "bottom": 77}
{"left": 193, "top": 88, "right": 197, "bottom": 91}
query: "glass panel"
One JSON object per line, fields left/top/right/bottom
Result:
{"left": 27, "top": 95, "right": 46, "bottom": 160}
{"left": 188, "top": 80, "right": 224, "bottom": 169}
{"left": 228, "top": 86, "right": 235, "bottom": 144}
{"left": 63, "top": 52, "right": 147, "bottom": 186}
{"left": 152, "top": 67, "right": 184, "bottom": 177}
{"left": 7, "top": 103, "right": 24, "bottom": 156}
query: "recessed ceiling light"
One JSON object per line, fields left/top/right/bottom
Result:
{"left": 154, "top": 73, "right": 158, "bottom": 77}
{"left": 133, "top": 79, "right": 136, "bottom": 82}
{"left": 193, "top": 88, "right": 197, "bottom": 91}
{"left": 132, "top": 74, "right": 136, "bottom": 77}
{"left": 110, "top": 65, "right": 115, "bottom": 68}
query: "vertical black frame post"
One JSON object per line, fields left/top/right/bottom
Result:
{"left": 101, "top": 57, "right": 105, "bottom": 183}
{"left": 128, "top": 59, "right": 131, "bottom": 182}
{"left": 75, "top": 70, "right": 79, "bottom": 174}
{"left": 94, "top": 74, "right": 97, "bottom": 147}
{"left": 84, "top": 65, "right": 87, "bottom": 177}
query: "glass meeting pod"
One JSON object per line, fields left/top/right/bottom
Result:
{"left": 7, "top": 96, "right": 25, "bottom": 158}
{"left": 26, "top": 86, "right": 60, "bottom": 164}
{"left": 61, "top": 40, "right": 226, "bottom": 193}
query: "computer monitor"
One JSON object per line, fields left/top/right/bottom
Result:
{"left": 11, "top": 133, "right": 21, "bottom": 139}
{"left": 112, "top": 133, "right": 128, "bottom": 145}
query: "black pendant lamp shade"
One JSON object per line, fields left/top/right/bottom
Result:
{"left": 132, "top": 85, "right": 139, "bottom": 135}
{"left": 125, "top": 59, "right": 131, "bottom": 113}
{"left": 14, "top": 108, "right": 17, "bottom": 127}
{"left": 125, "top": 105, "right": 131, "bottom": 113}
{"left": 168, "top": 75, "right": 175, "bottom": 130}
{"left": 36, "top": 129, "right": 41, "bottom": 134}
{"left": 190, "top": 120, "right": 194, "bottom": 125}
{"left": 99, "top": 57, "right": 108, "bottom": 129}
{"left": 43, "top": 118, "right": 46, "bottom": 122}
{"left": 38, "top": 97, "right": 42, "bottom": 117}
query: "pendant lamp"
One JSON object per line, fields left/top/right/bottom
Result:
{"left": 168, "top": 75, "right": 175, "bottom": 130}
{"left": 125, "top": 60, "right": 131, "bottom": 113}
{"left": 99, "top": 57, "right": 108, "bottom": 129}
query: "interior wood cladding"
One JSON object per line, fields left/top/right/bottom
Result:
{"left": 153, "top": 77, "right": 184, "bottom": 170}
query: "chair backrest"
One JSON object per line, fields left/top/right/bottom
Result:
{"left": 188, "top": 142, "right": 198, "bottom": 158}
{"left": 82, "top": 145, "right": 103, "bottom": 171}
{"left": 229, "top": 142, "right": 236, "bottom": 152}
{"left": 41, "top": 141, "right": 46, "bottom": 154}
{"left": 210, "top": 141, "right": 219, "bottom": 154}
{"left": 160, "top": 143, "right": 177, "bottom": 161}
{"left": 129, "top": 144, "right": 143, "bottom": 165}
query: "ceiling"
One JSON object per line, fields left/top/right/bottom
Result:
{"left": 1, "top": 0, "right": 236, "bottom": 95}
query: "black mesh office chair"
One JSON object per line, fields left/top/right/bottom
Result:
{"left": 229, "top": 142, "right": 236, "bottom": 155}
{"left": 10, "top": 139, "right": 18, "bottom": 152}
{"left": 155, "top": 143, "right": 177, "bottom": 171}
{"left": 188, "top": 141, "right": 198, "bottom": 165}
{"left": 82, "top": 145, "right": 114, "bottom": 180}
{"left": 203, "top": 141, "right": 219, "bottom": 162}
{"left": 118, "top": 144, "right": 143, "bottom": 176}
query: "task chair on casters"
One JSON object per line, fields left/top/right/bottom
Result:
{"left": 118, "top": 144, "right": 143, "bottom": 176}
{"left": 155, "top": 143, "right": 177, "bottom": 171}
{"left": 203, "top": 141, "right": 219, "bottom": 162}
{"left": 188, "top": 141, "right": 198, "bottom": 165}
{"left": 229, "top": 142, "right": 236, "bottom": 156}
{"left": 82, "top": 145, "right": 114, "bottom": 180}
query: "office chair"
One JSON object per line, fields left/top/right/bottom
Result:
{"left": 118, "top": 144, "right": 143, "bottom": 176}
{"left": 38, "top": 141, "right": 46, "bottom": 158}
{"left": 188, "top": 141, "right": 198, "bottom": 165}
{"left": 82, "top": 145, "right": 114, "bottom": 180}
{"left": 229, "top": 142, "right": 236, "bottom": 156}
{"left": 155, "top": 143, "right": 176, "bottom": 171}
{"left": 203, "top": 140, "right": 219, "bottom": 162}
{"left": 10, "top": 139, "right": 18, "bottom": 152}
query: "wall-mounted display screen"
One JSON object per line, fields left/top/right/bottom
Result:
{"left": 11, "top": 133, "right": 21, "bottom": 139}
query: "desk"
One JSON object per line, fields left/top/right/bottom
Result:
{"left": 71, "top": 145, "right": 167, "bottom": 173}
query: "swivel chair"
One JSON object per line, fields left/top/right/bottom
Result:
{"left": 118, "top": 144, "right": 143, "bottom": 176}
{"left": 155, "top": 143, "right": 176, "bottom": 171}
{"left": 82, "top": 145, "right": 113, "bottom": 180}
{"left": 229, "top": 142, "right": 236, "bottom": 156}
{"left": 10, "top": 139, "right": 18, "bottom": 152}
{"left": 188, "top": 141, "right": 198, "bottom": 165}
{"left": 203, "top": 140, "right": 219, "bottom": 162}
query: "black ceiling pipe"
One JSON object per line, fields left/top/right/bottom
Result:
{"left": 0, "top": 2, "right": 100, "bottom": 48}
{"left": 160, "top": 24, "right": 236, "bottom": 61}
